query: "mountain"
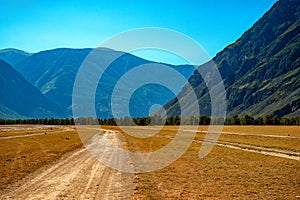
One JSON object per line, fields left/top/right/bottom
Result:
{"left": 0, "top": 48, "right": 32, "bottom": 66}
{"left": 14, "top": 48, "right": 91, "bottom": 116}
{"left": 13, "top": 48, "right": 195, "bottom": 118}
{"left": 0, "top": 60, "right": 64, "bottom": 119}
{"left": 160, "top": 0, "right": 300, "bottom": 118}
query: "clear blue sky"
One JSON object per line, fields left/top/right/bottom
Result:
{"left": 0, "top": 0, "right": 277, "bottom": 64}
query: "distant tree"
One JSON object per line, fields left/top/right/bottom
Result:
{"left": 189, "top": 116, "right": 198, "bottom": 125}
{"left": 165, "top": 116, "right": 174, "bottom": 125}
{"left": 255, "top": 117, "right": 264, "bottom": 125}
{"left": 272, "top": 115, "right": 280, "bottom": 125}
{"left": 124, "top": 116, "right": 133, "bottom": 126}
{"left": 107, "top": 118, "right": 117, "bottom": 126}
{"left": 240, "top": 115, "right": 255, "bottom": 125}
{"left": 295, "top": 117, "right": 300, "bottom": 125}
{"left": 174, "top": 116, "right": 180, "bottom": 125}
{"left": 199, "top": 116, "right": 210, "bottom": 125}
{"left": 228, "top": 115, "right": 240, "bottom": 125}
{"left": 263, "top": 115, "right": 274, "bottom": 125}
{"left": 150, "top": 114, "right": 164, "bottom": 125}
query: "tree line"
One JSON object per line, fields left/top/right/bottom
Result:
{"left": 0, "top": 114, "right": 299, "bottom": 126}
{"left": 0, "top": 118, "right": 75, "bottom": 125}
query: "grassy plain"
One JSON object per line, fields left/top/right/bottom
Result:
{"left": 0, "top": 125, "right": 299, "bottom": 199}
{"left": 0, "top": 125, "right": 61, "bottom": 137}
{"left": 120, "top": 126, "right": 300, "bottom": 199}
{"left": 0, "top": 126, "right": 82, "bottom": 191}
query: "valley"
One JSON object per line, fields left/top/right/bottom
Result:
{"left": 0, "top": 125, "right": 299, "bottom": 199}
{"left": 0, "top": 0, "right": 299, "bottom": 199}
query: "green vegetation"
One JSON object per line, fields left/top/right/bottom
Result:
{"left": 0, "top": 118, "right": 75, "bottom": 125}
{"left": 0, "top": 114, "right": 299, "bottom": 126}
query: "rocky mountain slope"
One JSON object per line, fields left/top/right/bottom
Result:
{"left": 161, "top": 0, "right": 300, "bottom": 118}
{"left": 12, "top": 48, "right": 195, "bottom": 118}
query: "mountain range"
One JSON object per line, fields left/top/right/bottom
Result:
{"left": 0, "top": 0, "right": 298, "bottom": 119}
{"left": 0, "top": 60, "right": 63, "bottom": 119}
{"left": 0, "top": 48, "right": 195, "bottom": 119}
{"left": 0, "top": 48, "right": 32, "bottom": 66}
{"left": 160, "top": 0, "right": 300, "bottom": 118}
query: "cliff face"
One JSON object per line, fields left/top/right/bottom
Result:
{"left": 162, "top": 0, "right": 300, "bottom": 117}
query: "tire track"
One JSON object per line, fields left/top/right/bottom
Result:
{"left": 194, "top": 139, "right": 300, "bottom": 161}
{"left": 1, "top": 130, "right": 135, "bottom": 200}
{"left": 129, "top": 127, "right": 300, "bottom": 161}
{"left": 0, "top": 127, "right": 74, "bottom": 140}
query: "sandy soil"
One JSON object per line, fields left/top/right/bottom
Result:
{"left": 0, "top": 130, "right": 135, "bottom": 200}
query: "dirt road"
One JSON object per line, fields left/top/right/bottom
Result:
{"left": 1, "top": 131, "right": 135, "bottom": 200}
{"left": 1, "top": 126, "right": 298, "bottom": 199}
{"left": 125, "top": 126, "right": 300, "bottom": 161}
{"left": 0, "top": 128, "right": 73, "bottom": 140}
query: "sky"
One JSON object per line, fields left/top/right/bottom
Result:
{"left": 0, "top": 0, "right": 278, "bottom": 64}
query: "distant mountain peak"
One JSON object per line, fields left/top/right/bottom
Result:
{"left": 10, "top": 47, "right": 195, "bottom": 118}
{"left": 0, "top": 48, "right": 33, "bottom": 66}
{"left": 0, "top": 48, "right": 32, "bottom": 54}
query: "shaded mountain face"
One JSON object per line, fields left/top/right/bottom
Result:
{"left": 161, "top": 0, "right": 300, "bottom": 118}
{"left": 14, "top": 48, "right": 92, "bottom": 115}
{"left": 0, "top": 48, "right": 32, "bottom": 66}
{"left": 14, "top": 48, "right": 195, "bottom": 118}
{"left": 0, "top": 60, "right": 63, "bottom": 119}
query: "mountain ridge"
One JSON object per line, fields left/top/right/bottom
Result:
{"left": 160, "top": 0, "right": 300, "bottom": 118}
{"left": 9, "top": 48, "right": 195, "bottom": 118}
{"left": 0, "top": 60, "right": 64, "bottom": 119}
{"left": 1, "top": 0, "right": 298, "bottom": 119}
{"left": 0, "top": 48, "right": 32, "bottom": 66}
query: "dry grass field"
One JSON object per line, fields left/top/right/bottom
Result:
{"left": 0, "top": 126, "right": 82, "bottom": 191}
{"left": 0, "top": 125, "right": 62, "bottom": 137}
{"left": 120, "top": 126, "right": 300, "bottom": 199}
{"left": 0, "top": 125, "right": 299, "bottom": 199}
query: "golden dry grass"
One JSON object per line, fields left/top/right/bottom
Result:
{"left": 132, "top": 143, "right": 300, "bottom": 199}
{"left": 0, "top": 125, "right": 299, "bottom": 199}
{"left": 119, "top": 126, "right": 300, "bottom": 199}
{"left": 0, "top": 127, "right": 82, "bottom": 191}
{"left": 221, "top": 125, "right": 300, "bottom": 137}
{"left": 218, "top": 134, "right": 300, "bottom": 151}
{"left": 0, "top": 126, "right": 62, "bottom": 137}
{"left": 184, "top": 125, "right": 300, "bottom": 137}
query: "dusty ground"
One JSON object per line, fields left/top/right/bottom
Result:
{"left": 0, "top": 128, "right": 134, "bottom": 200}
{"left": 0, "top": 125, "right": 299, "bottom": 199}
{"left": 123, "top": 126, "right": 300, "bottom": 199}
